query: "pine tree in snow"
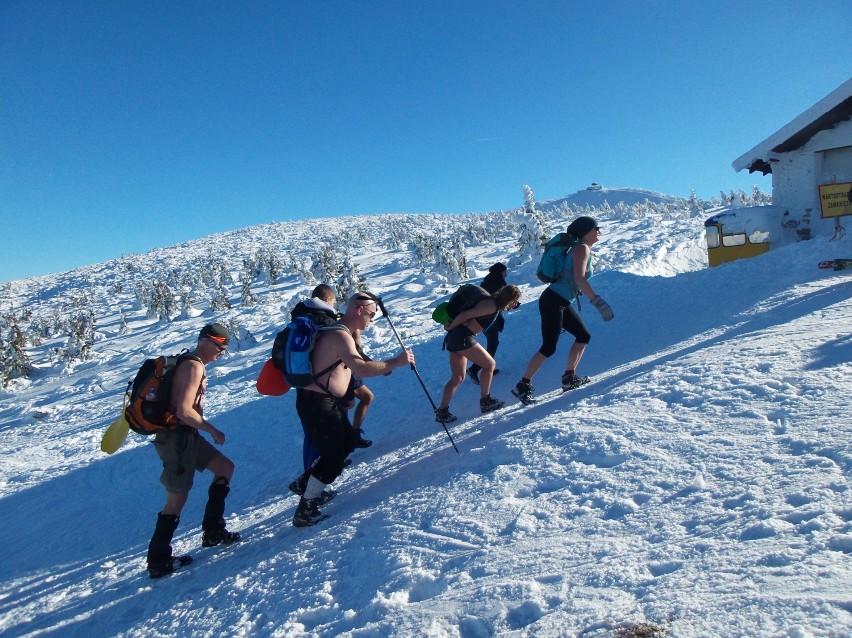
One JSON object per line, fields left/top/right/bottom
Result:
{"left": 312, "top": 244, "right": 342, "bottom": 284}
{"left": 239, "top": 271, "right": 257, "bottom": 308}
{"left": 210, "top": 282, "right": 232, "bottom": 311}
{"left": 147, "top": 280, "right": 177, "bottom": 322}
{"left": 335, "top": 256, "right": 366, "bottom": 301}
{"left": 119, "top": 310, "right": 131, "bottom": 335}
{"left": 179, "top": 289, "right": 195, "bottom": 320}
{"left": 54, "top": 309, "right": 97, "bottom": 366}
{"left": 0, "top": 319, "right": 31, "bottom": 387}
{"left": 687, "top": 190, "right": 704, "bottom": 218}
{"left": 523, "top": 184, "right": 536, "bottom": 215}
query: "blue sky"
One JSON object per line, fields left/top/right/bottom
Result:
{"left": 1, "top": 1, "right": 849, "bottom": 283}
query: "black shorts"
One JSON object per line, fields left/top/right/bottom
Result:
{"left": 445, "top": 325, "right": 478, "bottom": 352}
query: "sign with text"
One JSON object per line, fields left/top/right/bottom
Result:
{"left": 818, "top": 182, "right": 852, "bottom": 218}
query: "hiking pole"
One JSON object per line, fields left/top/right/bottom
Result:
{"left": 376, "top": 297, "right": 459, "bottom": 454}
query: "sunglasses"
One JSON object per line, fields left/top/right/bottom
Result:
{"left": 358, "top": 304, "right": 377, "bottom": 319}
{"left": 207, "top": 338, "right": 227, "bottom": 352}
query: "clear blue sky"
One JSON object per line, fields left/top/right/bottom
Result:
{"left": 1, "top": 1, "right": 849, "bottom": 283}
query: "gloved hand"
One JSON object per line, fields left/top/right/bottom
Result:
{"left": 590, "top": 295, "right": 614, "bottom": 321}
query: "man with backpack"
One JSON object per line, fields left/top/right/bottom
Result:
{"left": 293, "top": 292, "right": 414, "bottom": 527}
{"left": 287, "top": 285, "right": 376, "bottom": 497}
{"left": 512, "top": 216, "right": 614, "bottom": 405}
{"left": 146, "top": 323, "right": 240, "bottom": 579}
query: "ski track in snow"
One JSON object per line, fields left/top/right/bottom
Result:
{"left": 1, "top": 198, "right": 851, "bottom": 637}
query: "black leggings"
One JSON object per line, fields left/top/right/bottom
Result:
{"left": 538, "top": 287, "right": 591, "bottom": 357}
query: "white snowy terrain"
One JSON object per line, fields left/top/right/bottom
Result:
{"left": 1, "top": 189, "right": 850, "bottom": 637}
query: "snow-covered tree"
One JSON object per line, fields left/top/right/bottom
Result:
{"left": 0, "top": 319, "right": 31, "bottom": 387}
{"left": 148, "top": 280, "right": 177, "bottom": 322}
{"left": 523, "top": 184, "right": 536, "bottom": 215}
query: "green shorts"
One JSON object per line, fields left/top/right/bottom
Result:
{"left": 152, "top": 427, "right": 221, "bottom": 493}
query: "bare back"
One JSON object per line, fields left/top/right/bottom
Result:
{"left": 305, "top": 325, "right": 358, "bottom": 397}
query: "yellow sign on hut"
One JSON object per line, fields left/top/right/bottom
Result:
{"left": 818, "top": 182, "right": 852, "bottom": 218}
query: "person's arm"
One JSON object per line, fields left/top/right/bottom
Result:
{"left": 572, "top": 244, "right": 614, "bottom": 321}
{"left": 172, "top": 359, "right": 225, "bottom": 444}
{"left": 571, "top": 244, "right": 597, "bottom": 299}
{"left": 331, "top": 330, "right": 413, "bottom": 378}
{"left": 445, "top": 298, "right": 497, "bottom": 331}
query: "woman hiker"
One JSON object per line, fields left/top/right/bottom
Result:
{"left": 512, "top": 216, "right": 614, "bottom": 405}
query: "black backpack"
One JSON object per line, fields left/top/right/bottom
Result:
{"left": 446, "top": 284, "right": 491, "bottom": 319}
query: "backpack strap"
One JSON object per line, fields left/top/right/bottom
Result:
{"left": 310, "top": 324, "right": 352, "bottom": 397}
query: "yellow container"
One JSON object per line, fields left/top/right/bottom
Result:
{"left": 704, "top": 207, "right": 774, "bottom": 267}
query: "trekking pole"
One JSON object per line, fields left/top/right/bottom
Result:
{"left": 376, "top": 297, "right": 459, "bottom": 454}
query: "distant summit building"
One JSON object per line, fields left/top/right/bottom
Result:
{"left": 732, "top": 77, "right": 852, "bottom": 241}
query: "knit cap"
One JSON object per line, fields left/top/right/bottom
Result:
{"left": 567, "top": 216, "right": 598, "bottom": 239}
{"left": 199, "top": 323, "right": 230, "bottom": 345}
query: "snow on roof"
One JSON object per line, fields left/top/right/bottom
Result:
{"left": 732, "top": 77, "right": 852, "bottom": 175}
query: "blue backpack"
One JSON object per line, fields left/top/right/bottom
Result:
{"left": 536, "top": 233, "right": 579, "bottom": 284}
{"left": 271, "top": 316, "right": 345, "bottom": 389}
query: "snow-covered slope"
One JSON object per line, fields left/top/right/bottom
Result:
{"left": 1, "top": 198, "right": 850, "bottom": 637}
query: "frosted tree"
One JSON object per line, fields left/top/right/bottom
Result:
{"left": 312, "top": 244, "right": 342, "bottom": 284}
{"left": 336, "top": 256, "right": 366, "bottom": 301}
{"left": 751, "top": 185, "right": 772, "bottom": 205}
{"left": 55, "top": 309, "right": 97, "bottom": 366}
{"left": 687, "top": 190, "right": 704, "bottom": 218}
{"left": 119, "top": 309, "right": 131, "bottom": 335}
{"left": 412, "top": 234, "right": 437, "bottom": 271}
{"left": 148, "top": 280, "right": 177, "bottom": 321}
{"left": 179, "top": 289, "right": 195, "bottom": 320}
{"left": 210, "top": 282, "right": 232, "bottom": 311}
{"left": 435, "top": 238, "right": 469, "bottom": 282}
{"left": 239, "top": 271, "right": 257, "bottom": 307}
{"left": 263, "top": 249, "right": 283, "bottom": 284}
{"left": 516, "top": 185, "right": 549, "bottom": 257}
{"left": 134, "top": 282, "right": 150, "bottom": 312}
{"left": 0, "top": 319, "right": 31, "bottom": 387}
{"left": 523, "top": 184, "right": 536, "bottom": 215}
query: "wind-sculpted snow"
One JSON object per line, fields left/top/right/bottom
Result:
{"left": 0, "top": 192, "right": 850, "bottom": 637}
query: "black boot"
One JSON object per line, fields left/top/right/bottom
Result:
{"left": 288, "top": 468, "right": 311, "bottom": 496}
{"left": 293, "top": 496, "right": 329, "bottom": 527}
{"left": 147, "top": 513, "right": 192, "bottom": 579}
{"left": 201, "top": 478, "right": 241, "bottom": 547}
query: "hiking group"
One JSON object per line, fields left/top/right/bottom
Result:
{"left": 138, "top": 215, "right": 613, "bottom": 578}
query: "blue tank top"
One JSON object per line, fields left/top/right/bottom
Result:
{"left": 549, "top": 248, "right": 593, "bottom": 302}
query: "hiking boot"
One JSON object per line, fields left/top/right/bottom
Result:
{"left": 148, "top": 554, "right": 192, "bottom": 579}
{"left": 353, "top": 431, "right": 373, "bottom": 448}
{"left": 317, "top": 486, "right": 337, "bottom": 506}
{"left": 202, "top": 526, "right": 241, "bottom": 548}
{"left": 511, "top": 381, "right": 535, "bottom": 405}
{"left": 467, "top": 366, "right": 480, "bottom": 385}
{"left": 479, "top": 394, "right": 505, "bottom": 413}
{"left": 293, "top": 496, "right": 330, "bottom": 527}
{"left": 561, "top": 372, "right": 591, "bottom": 391}
{"left": 435, "top": 407, "right": 458, "bottom": 424}
{"left": 289, "top": 477, "right": 306, "bottom": 496}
